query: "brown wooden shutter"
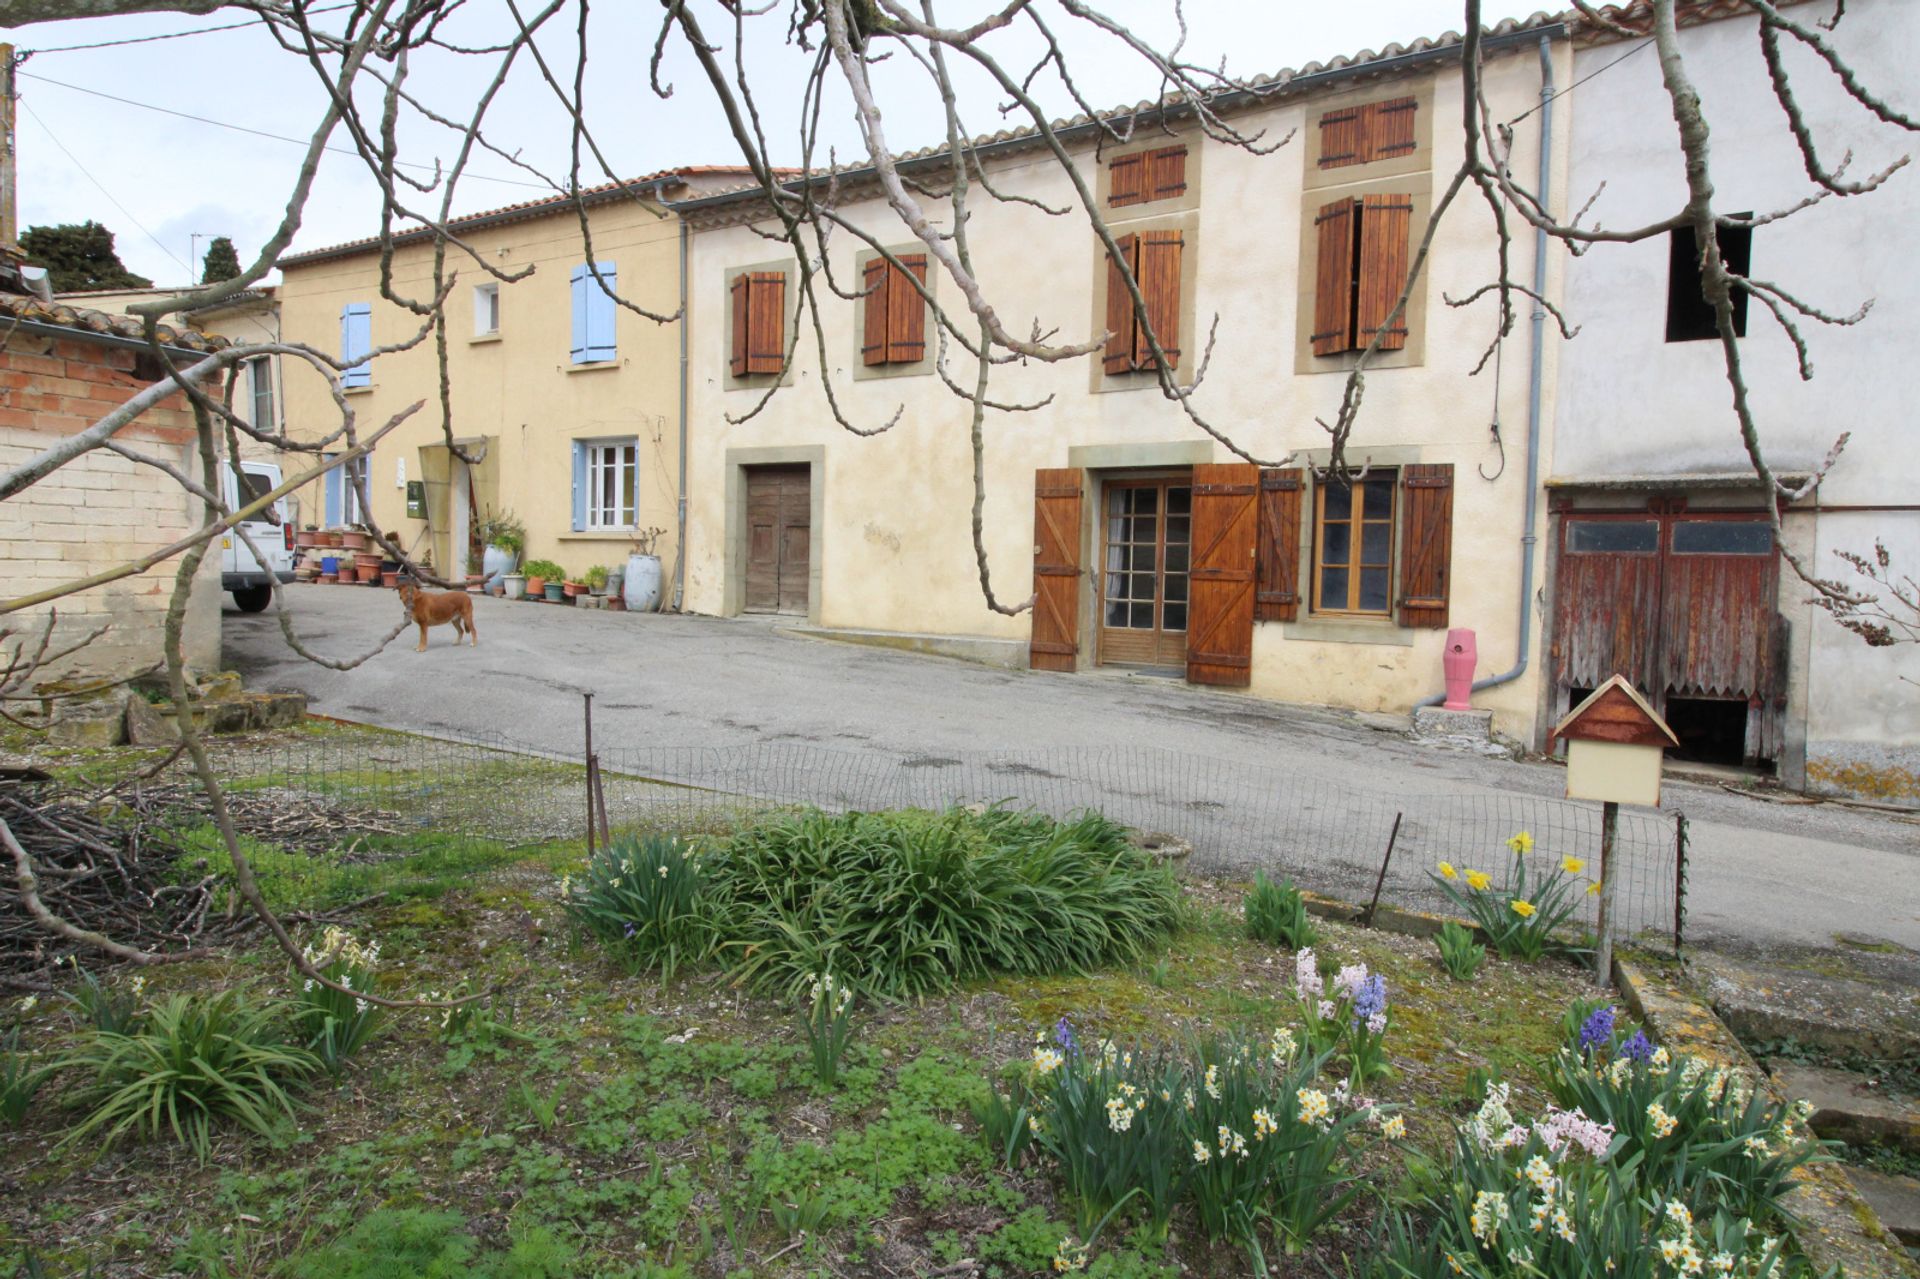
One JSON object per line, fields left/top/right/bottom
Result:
{"left": 1149, "top": 146, "right": 1187, "bottom": 200}
{"left": 1136, "top": 230, "right": 1183, "bottom": 371}
{"left": 885, "top": 254, "right": 928, "bottom": 364}
{"left": 1397, "top": 463, "right": 1453, "bottom": 628}
{"left": 1375, "top": 97, "right": 1418, "bottom": 158}
{"left": 729, "top": 273, "right": 751, "bottom": 377}
{"left": 1311, "top": 200, "right": 1355, "bottom": 357}
{"left": 1186, "top": 462, "right": 1259, "bottom": 687}
{"left": 1356, "top": 194, "right": 1413, "bottom": 351}
{"left": 1030, "top": 467, "right": 1083, "bottom": 673}
{"left": 745, "top": 271, "right": 787, "bottom": 374}
{"left": 1108, "top": 152, "right": 1145, "bottom": 208}
{"left": 1255, "top": 467, "right": 1303, "bottom": 622}
{"left": 1103, "top": 234, "right": 1138, "bottom": 375}
{"left": 860, "top": 257, "right": 889, "bottom": 366}
{"left": 1318, "top": 107, "right": 1363, "bottom": 169}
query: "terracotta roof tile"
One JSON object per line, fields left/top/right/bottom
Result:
{"left": 0, "top": 292, "right": 227, "bottom": 353}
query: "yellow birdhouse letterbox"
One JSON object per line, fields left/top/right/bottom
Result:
{"left": 1550, "top": 675, "right": 1679, "bottom": 808}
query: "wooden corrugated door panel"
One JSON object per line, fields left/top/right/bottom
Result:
{"left": 1137, "top": 231, "right": 1183, "bottom": 371}
{"left": 1103, "top": 234, "right": 1138, "bottom": 375}
{"left": 1550, "top": 518, "right": 1664, "bottom": 695}
{"left": 860, "top": 257, "right": 889, "bottom": 366}
{"left": 729, "top": 274, "right": 751, "bottom": 377}
{"left": 1658, "top": 519, "right": 1778, "bottom": 699}
{"left": 1357, "top": 194, "right": 1413, "bottom": 351}
{"left": 1030, "top": 468, "right": 1083, "bottom": 673}
{"left": 1396, "top": 463, "right": 1453, "bottom": 628}
{"left": 1311, "top": 200, "right": 1355, "bottom": 356}
{"left": 746, "top": 271, "right": 787, "bottom": 374}
{"left": 886, "top": 254, "right": 928, "bottom": 364}
{"left": 1185, "top": 463, "right": 1259, "bottom": 687}
{"left": 1255, "top": 467, "right": 1304, "bottom": 622}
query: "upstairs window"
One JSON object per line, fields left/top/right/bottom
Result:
{"left": 1108, "top": 145, "right": 1187, "bottom": 208}
{"left": 1310, "top": 194, "right": 1412, "bottom": 356}
{"left": 569, "top": 263, "right": 618, "bottom": 363}
{"left": 1666, "top": 220, "right": 1751, "bottom": 342}
{"left": 729, "top": 270, "right": 788, "bottom": 376}
{"left": 1317, "top": 98, "right": 1418, "bottom": 169}
{"left": 860, "top": 254, "right": 928, "bottom": 366}
{"left": 474, "top": 282, "right": 500, "bottom": 336}
{"left": 1101, "top": 230, "right": 1184, "bottom": 374}
{"left": 340, "top": 302, "right": 371, "bottom": 387}
{"left": 248, "top": 355, "right": 274, "bottom": 430}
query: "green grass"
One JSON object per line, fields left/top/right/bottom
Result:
{"left": 171, "top": 821, "right": 530, "bottom": 912}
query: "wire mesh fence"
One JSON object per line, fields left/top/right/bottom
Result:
{"left": 188, "top": 724, "right": 1687, "bottom": 953}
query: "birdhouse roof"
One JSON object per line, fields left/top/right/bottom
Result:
{"left": 1550, "top": 675, "right": 1680, "bottom": 748}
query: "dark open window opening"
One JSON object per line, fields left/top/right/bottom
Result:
{"left": 1662, "top": 696, "right": 1765, "bottom": 770}
{"left": 1665, "top": 217, "right": 1751, "bottom": 343}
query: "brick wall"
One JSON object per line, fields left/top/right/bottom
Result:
{"left": 0, "top": 331, "right": 222, "bottom": 682}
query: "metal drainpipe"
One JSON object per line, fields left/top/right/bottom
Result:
{"left": 672, "top": 215, "right": 689, "bottom": 612}
{"left": 1417, "top": 33, "right": 1555, "bottom": 709}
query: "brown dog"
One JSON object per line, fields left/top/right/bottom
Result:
{"left": 397, "top": 579, "right": 477, "bottom": 651}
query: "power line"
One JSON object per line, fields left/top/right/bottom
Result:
{"left": 18, "top": 96, "right": 192, "bottom": 276}
{"left": 18, "top": 70, "right": 551, "bottom": 190}
{"left": 21, "top": 3, "right": 358, "bottom": 55}
{"left": 1508, "top": 39, "right": 1654, "bottom": 127}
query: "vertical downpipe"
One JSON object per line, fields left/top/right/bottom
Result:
{"left": 1416, "top": 32, "right": 1556, "bottom": 707}
{"left": 673, "top": 217, "right": 690, "bottom": 612}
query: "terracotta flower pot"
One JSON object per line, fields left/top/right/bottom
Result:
{"left": 381, "top": 570, "right": 400, "bottom": 588}
{"left": 357, "top": 564, "right": 382, "bottom": 583}
{"left": 465, "top": 574, "right": 486, "bottom": 594}
{"left": 318, "top": 572, "right": 338, "bottom": 584}
{"left": 562, "top": 581, "right": 585, "bottom": 597}
{"left": 524, "top": 575, "right": 547, "bottom": 597}
{"left": 340, "top": 531, "right": 370, "bottom": 551}
{"left": 295, "top": 531, "right": 320, "bottom": 548}
{"left": 321, "top": 531, "right": 343, "bottom": 548}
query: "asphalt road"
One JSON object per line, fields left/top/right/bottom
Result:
{"left": 225, "top": 586, "right": 1920, "bottom": 954}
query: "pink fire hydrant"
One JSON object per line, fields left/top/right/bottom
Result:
{"left": 1443, "top": 628, "right": 1477, "bottom": 710}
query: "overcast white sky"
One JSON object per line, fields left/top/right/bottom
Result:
{"left": 9, "top": 1, "right": 1550, "bottom": 286}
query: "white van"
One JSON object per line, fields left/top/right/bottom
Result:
{"left": 220, "top": 460, "right": 294, "bottom": 613}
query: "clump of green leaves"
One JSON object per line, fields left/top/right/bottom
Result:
{"left": 701, "top": 806, "right": 1182, "bottom": 998}
{"left": 798, "top": 972, "right": 857, "bottom": 1086}
{"left": 562, "top": 834, "right": 710, "bottom": 979}
{"left": 63, "top": 962, "right": 147, "bottom": 1036}
{"left": 1435, "top": 920, "right": 1486, "bottom": 981}
{"left": 57, "top": 989, "right": 319, "bottom": 1161}
{"left": 1243, "top": 872, "right": 1316, "bottom": 950}
{"left": 2, "top": 1026, "right": 49, "bottom": 1126}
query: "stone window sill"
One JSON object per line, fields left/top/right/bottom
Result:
{"left": 1279, "top": 617, "right": 1415, "bottom": 647}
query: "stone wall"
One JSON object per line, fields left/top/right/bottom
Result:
{"left": 0, "top": 331, "right": 222, "bottom": 683}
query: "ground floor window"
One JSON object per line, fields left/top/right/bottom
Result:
{"left": 581, "top": 439, "right": 637, "bottom": 530}
{"left": 325, "top": 452, "right": 370, "bottom": 526}
{"left": 1313, "top": 471, "right": 1396, "bottom": 615}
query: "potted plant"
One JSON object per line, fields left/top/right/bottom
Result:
{"left": 340, "top": 525, "right": 371, "bottom": 552}
{"left": 624, "top": 526, "right": 667, "bottom": 613}
{"left": 296, "top": 524, "right": 320, "bottom": 549}
{"left": 475, "top": 508, "right": 526, "bottom": 587}
{"left": 522, "top": 559, "right": 564, "bottom": 602}
{"left": 322, "top": 528, "right": 344, "bottom": 548}
{"left": 502, "top": 571, "right": 527, "bottom": 600}
{"left": 583, "top": 564, "right": 609, "bottom": 596}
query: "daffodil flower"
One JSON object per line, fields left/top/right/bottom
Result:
{"left": 1464, "top": 869, "right": 1491, "bottom": 891}
{"left": 1561, "top": 857, "right": 1586, "bottom": 875}
{"left": 1511, "top": 899, "right": 1537, "bottom": 919}
{"left": 1507, "top": 830, "right": 1535, "bottom": 856}
{"left": 1437, "top": 861, "right": 1458, "bottom": 880}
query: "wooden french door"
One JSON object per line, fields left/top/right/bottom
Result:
{"left": 744, "top": 465, "right": 810, "bottom": 614}
{"left": 1097, "top": 477, "right": 1192, "bottom": 667}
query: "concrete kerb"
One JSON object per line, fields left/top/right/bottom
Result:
{"left": 1616, "top": 960, "right": 1920, "bottom": 1279}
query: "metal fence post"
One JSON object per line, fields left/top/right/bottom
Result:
{"left": 1673, "top": 810, "right": 1689, "bottom": 956}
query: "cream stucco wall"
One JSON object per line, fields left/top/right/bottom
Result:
{"left": 682, "top": 41, "right": 1571, "bottom": 737}
{"left": 276, "top": 202, "right": 684, "bottom": 585}
{"left": 1555, "top": 0, "right": 1920, "bottom": 797}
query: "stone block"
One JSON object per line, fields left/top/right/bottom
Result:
{"left": 1772, "top": 1062, "right": 1920, "bottom": 1153}
{"left": 1846, "top": 1167, "right": 1920, "bottom": 1247}
{"left": 252, "top": 692, "right": 309, "bottom": 730}
{"left": 50, "top": 700, "right": 129, "bottom": 748}
{"left": 124, "top": 694, "right": 179, "bottom": 745}
{"left": 577, "top": 593, "right": 607, "bottom": 610}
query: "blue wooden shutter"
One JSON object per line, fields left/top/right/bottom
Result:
{"left": 324, "top": 457, "right": 343, "bottom": 526}
{"left": 570, "top": 441, "right": 588, "bottom": 531}
{"left": 569, "top": 266, "right": 589, "bottom": 363}
{"left": 587, "top": 262, "right": 617, "bottom": 362}
{"left": 341, "top": 303, "right": 372, "bottom": 387}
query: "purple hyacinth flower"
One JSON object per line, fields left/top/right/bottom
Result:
{"left": 1579, "top": 1005, "right": 1617, "bottom": 1055}
{"left": 1351, "top": 974, "right": 1388, "bottom": 1031}
{"left": 1617, "top": 1030, "right": 1654, "bottom": 1064}
{"left": 622, "top": 922, "right": 637, "bottom": 940}
{"left": 1054, "top": 1016, "right": 1078, "bottom": 1056}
